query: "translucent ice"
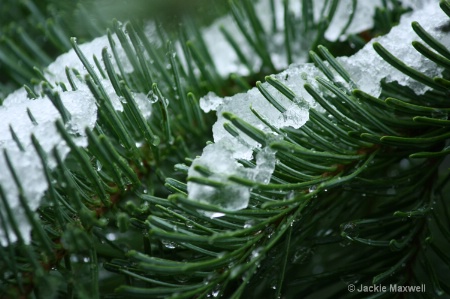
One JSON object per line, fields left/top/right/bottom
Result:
{"left": 200, "top": 92, "right": 224, "bottom": 113}
{"left": 188, "top": 63, "right": 321, "bottom": 212}
{"left": 0, "top": 0, "right": 441, "bottom": 240}
{"left": 0, "top": 89, "right": 97, "bottom": 245}
{"left": 0, "top": 21, "right": 158, "bottom": 245}
{"left": 188, "top": 140, "right": 251, "bottom": 211}
{"left": 192, "top": 0, "right": 429, "bottom": 75}
{"left": 325, "top": 0, "right": 430, "bottom": 41}
{"left": 325, "top": 0, "right": 384, "bottom": 41}
{"left": 188, "top": 0, "right": 442, "bottom": 212}
{"left": 338, "top": 1, "right": 446, "bottom": 96}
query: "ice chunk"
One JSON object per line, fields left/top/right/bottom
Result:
{"left": 187, "top": 0, "right": 310, "bottom": 76}
{"left": 46, "top": 35, "right": 127, "bottom": 83}
{"left": 251, "top": 146, "right": 277, "bottom": 184}
{"left": 195, "top": 0, "right": 430, "bottom": 75}
{"left": 189, "top": 1, "right": 442, "bottom": 212}
{"left": 324, "top": 0, "right": 430, "bottom": 41}
{"left": 0, "top": 0, "right": 440, "bottom": 240}
{"left": 200, "top": 92, "right": 224, "bottom": 113}
{"left": 401, "top": 0, "right": 433, "bottom": 10}
{"left": 0, "top": 89, "right": 97, "bottom": 245}
{"left": 188, "top": 138, "right": 278, "bottom": 212}
{"left": 45, "top": 21, "right": 158, "bottom": 85}
{"left": 338, "top": 1, "right": 447, "bottom": 96}
{"left": 0, "top": 21, "right": 159, "bottom": 245}
{"left": 133, "top": 92, "right": 153, "bottom": 119}
{"left": 189, "top": 63, "right": 318, "bottom": 212}
{"left": 325, "top": 0, "right": 383, "bottom": 41}
{"left": 188, "top": 140, "right": 251, "bottom": 211}
{"left": 193, "top": 8, "right": 261, "bottom": 76}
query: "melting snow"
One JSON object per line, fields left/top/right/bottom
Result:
{"left": 0, "top": 0, "right": 442, "bottom": 241}
{"left": 0, "top": 23, "right": 157, "bottom": 245}
{"left": 188, "top": 0, "right": 443, "bottom": 213}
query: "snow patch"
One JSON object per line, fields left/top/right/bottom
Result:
{"left": 187, "top": 0, "right": 443, "bottom": 213}
{"left": 0, "top": 21, "right": 158, "bottom": 245}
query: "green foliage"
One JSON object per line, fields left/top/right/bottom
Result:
{"left": 0, "top": 0, "right": 450, "bottom": 298}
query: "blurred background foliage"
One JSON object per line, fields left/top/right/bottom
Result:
{"left": 0, "top": 0, "right": 229, "bottom": 99}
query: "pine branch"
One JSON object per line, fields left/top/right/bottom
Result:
{"left": 0, "top": 1, "right": 449, "bottom": 299}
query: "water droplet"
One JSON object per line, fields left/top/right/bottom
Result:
{"left": 174, "top": 274, "right": 190, "bottom": 283}
{"left": 287, "top": 190, "right": 295, "bottom": 199}
{"left": 162, "top": 240, "right": 176, "bottom": 249}
{"left": 162, "top": 97, "right": 169, "bottom": 107}
{"left": 106, "top": 233, "right": 117, "bottom": 241}
{"left": 244, "top": 220, "right": 255, "bottom": 229}
{"left": 265, "top": 225, "right": 274, "bottom": 238}
{"left": 251, "top": 247, "right": 263, "bottom": 260}
{"left": 210, "top": 284, "right": 220, "bottom": 297}
{"left": 341, "top": 222, "right": 359, "bottom": 238}
{"left": 146, "top": 91, "right": 159, "bottom": 103}
{"left": 308, "top": 185, "right": 317, "bottom": 193}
